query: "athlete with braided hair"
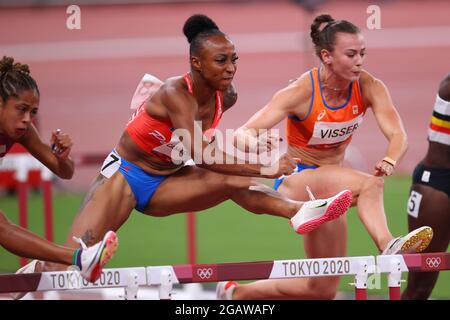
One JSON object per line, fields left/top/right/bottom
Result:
{"left": 0, "top": 56, "right": 118, "bottom": 292}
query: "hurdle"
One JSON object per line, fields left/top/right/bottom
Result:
{"left": 0, "top": 267, "right": 147, "bottom": 300}
{"left": 1, "top": 253, "right": 449, "bottom": 300}
{"left": 377, "top": 252, "right": 450, "bottom": 300}
{"left": 0, "top": 256, "right": 375, "bottom": 300}
{"left": 147, "top": 256, "right": 375, "bottom": 300}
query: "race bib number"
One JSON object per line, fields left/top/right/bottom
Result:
{"left": 407, "top": 190, "right": 422, "bottom": 218}
{"left": 100, "top": 151, "right": 121, "bottom": 178}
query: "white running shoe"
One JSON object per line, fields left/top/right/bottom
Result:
{"left": 216, "top": 281, "right": 237, "bottom": 300}
{"left": 381, "top": 226, "right": 433, "bottom": 255}
{"left": 72, "top": 230, "right": 119, "bottom": 282}
{"left": 11, "top": 231, "right": 118, "bottom": 300}
{"left": 290, "top": 189, "right": 353, "bottom": 234}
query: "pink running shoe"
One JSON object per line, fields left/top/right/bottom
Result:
{"left": 290, "top": 189, "right": 353, "bottom": 234}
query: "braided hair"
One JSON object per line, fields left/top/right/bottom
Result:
{"left": 0, "top": 56, "right": 40, "bottom": 102}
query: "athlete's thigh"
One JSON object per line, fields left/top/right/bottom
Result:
{"left": 145, "top": 166, "right": 251, "bottom": 216}
{"left": 279, "top": 165, "right": 370, "bottom": 202}
{"left": 279, "top": 167, "right": 349, "bottom": 290}
{"left": 407, "top": 184, "right": 450, "bottom": 252}
{"left": 64, "top": 172, "right": 136, "bottom": 247}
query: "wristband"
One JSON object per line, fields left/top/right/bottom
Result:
{"left": 382, "top": 156, "right": 396, "bottom": 167}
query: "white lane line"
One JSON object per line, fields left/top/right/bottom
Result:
{"left": 1, "top": 26, "right": 449, "bottom": 62}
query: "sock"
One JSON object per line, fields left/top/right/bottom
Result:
{"left": 72, "top": 249, "right": 83, "bottom": 270}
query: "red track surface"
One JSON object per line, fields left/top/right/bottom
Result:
{"left": 1, "top": 0, "right": 449, "bottom": 190}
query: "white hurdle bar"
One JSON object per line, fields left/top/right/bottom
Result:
{"left": 147, "top": 256, "right": 375, "bottom": 300}
{"left": 0, "top": 256, "right": 374, "bottom": 300}
{"left": 0, "top": 267, "right": 147, "bottom": 300}
{"left": 1, "top": 253, "right": 448, "bottom": 300}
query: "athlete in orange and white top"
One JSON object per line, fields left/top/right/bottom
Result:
{"left": 216, "top": 14, "right": 433, "bottom": 300}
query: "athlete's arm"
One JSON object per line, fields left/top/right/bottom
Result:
{"left": 236, "top": 77, "right": 310, "bottom": 153}
{"left": 19, "top": 124, "right": 74, "bottom": 179}
{"left": 162, "top": 86, "right": 296, "bottom": 178}
{"left": 362, "top": 72, "right": 408, "bottom": 176}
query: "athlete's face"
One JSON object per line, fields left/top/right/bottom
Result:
{"left": 322, "top": 32, "right": 366, "bottom": 82}
{"left": 196, "top": 35, "right": 238, "bottom": 91}
{"left": 0, "top": 90, "right": 39, "bottom": 140}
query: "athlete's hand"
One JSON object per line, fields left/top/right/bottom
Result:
{"left": 50, "top": 129, "right": 73, "bottom": 160}
{"left": 234, "top": 127, "right": 283, "bottom": 154}
{"left": 261, "top": 153, "right": 300, "bottom": 178}
{"left": 374, "top": 159, "right": 394, "bottom": 176}
{"left": 257, "top": 130, "right": 283, "bottom": 153}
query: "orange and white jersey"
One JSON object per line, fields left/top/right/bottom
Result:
{"left": 428, "top": 94, "right": 450, "bottom": 146}
{"left": 287, "top": 67, "right": 366, "bottom": 149}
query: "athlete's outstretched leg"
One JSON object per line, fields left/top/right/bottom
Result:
{"left": 228, "top": 215, "right": 347, "bottom": 299}
{"left": 222, "top": 174, "right": 347, "bottom": 300}
{"left": 145, "top": 166, "right": 351, "bottom": 233}
{"left": 42, "top": 173, "right": 134, "bottom": 272}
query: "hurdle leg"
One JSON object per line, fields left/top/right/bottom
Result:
{"left": 159, "top": 269, "right": 174, "bottom": 300}
{"left": 352, "top": 260, "right": 370, "bottom": 300}
{"left": 376, "top": 255, "right": 405, "bottom": 300}
{"left": 187, "top": 212, "right": 196, "bottom": 265}
{"left": 41, "top": 168, "right": 54, "bottom": 242}
{"left": 123, "top": 271, "right": 140, "bottom": 300}
{"left": 17, "top": 181, "right": 29, "bottom": 267}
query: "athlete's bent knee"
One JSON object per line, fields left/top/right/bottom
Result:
{"left": 363, "top": 176, "right": 384, "bottom": 191}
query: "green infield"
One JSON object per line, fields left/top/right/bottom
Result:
{"left": 1, "top": 176, "right": 448, "bottom": 298}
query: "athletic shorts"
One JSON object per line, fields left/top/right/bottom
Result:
{"left": 412, "top": 162, "right": 450, "bottom": 197}
{"left": 273, "top": 163, "right": 318, "bottom": 190}
{"left": 100, "top": 150, "right": 167, "bottom": 213}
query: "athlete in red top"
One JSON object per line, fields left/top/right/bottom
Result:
{"left": 0, "top": 56, "right": 118, "bottom": 293}
{"left": 126, "top": 73, "right": 223, "bottom": 163}
{"left": 217, "top": 14, "right": 433, "bottom": 300}
{"left": 38, "top": 14, "right": 354, "bottom": 278}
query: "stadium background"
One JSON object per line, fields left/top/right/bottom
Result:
{"left": 0, "top": 0, "right": 449, "bottom": 298}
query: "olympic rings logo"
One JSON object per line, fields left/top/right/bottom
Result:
{"left": 196, "top": 268, "right": 213, "bottom": 279}
{"left": 425, "top": 257, "right": 441, "bottom": 268}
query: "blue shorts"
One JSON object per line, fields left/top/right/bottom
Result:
{"left": 273, "top": 163, "right": 318, "bottom": 190}
{"left": 102, "top": 150, "right": 167, "bottom": 213}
